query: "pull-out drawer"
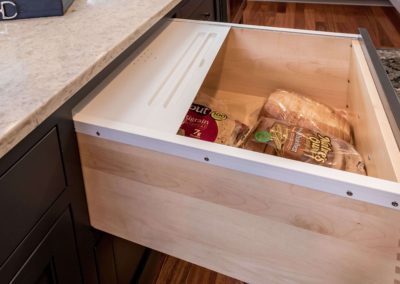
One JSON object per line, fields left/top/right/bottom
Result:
{"left": 73, "top": 19, "right": 400, "bottom": 284}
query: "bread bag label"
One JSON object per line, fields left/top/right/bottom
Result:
{"left": 181, "top": 103, "right": 222, "bottom": 142}
{"left": 265, "top": 122, "right": 334, "bottom": 165}
{"left": 178, "top": 91, "right": 267, "bottom": 147}
{"left": 179, "top": 102, "right": 249, "bottom": 146}
{"left": 305, "top": 133, "right": 332, "bottom": 163}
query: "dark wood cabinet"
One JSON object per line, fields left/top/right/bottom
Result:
{"left": 10, "top": 210, "right": 81, "bottom": 284}
{"left": 189, "top": 0, "right": 216, "bottom": 21}
{"left": 94, "top": 234, "right": 147, "bottom": 284}
{"left": 176, "top": 0, "right": 218, "bottom": 21}
{"left": 0, "top": 102, "right": 97, "bottom": 284}
{"left": 0, "top": 128, "right": 65, "bottom": 267}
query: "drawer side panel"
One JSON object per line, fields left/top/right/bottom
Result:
{"left": 348, "top": 40, "right": 400, "bottom": 181}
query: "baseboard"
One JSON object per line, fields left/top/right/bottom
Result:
{"left": 248, "top": 0, "right": 392, "bottom": 6}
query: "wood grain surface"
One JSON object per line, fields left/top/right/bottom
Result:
{"left": 201, "top": 28, "right": 400, "bottom": 181}
{"left": 76, "top": 7, "right": 400, "bottom": 282}
{"left": 348, "top": 40, "right": 400, "bottom": 181}
{"left": 153, "top": 254, "right": 245, "bottom": 284}
{"left": 202, "top": 27, "right": 353, "bottom": 109}
{"left": 243, "top": 1, "right": 400, "bottom": 48}
{"left": 78, "top": 133, "right": 400, "bottom": 284}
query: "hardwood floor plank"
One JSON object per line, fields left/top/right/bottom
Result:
{"left": 263, "top": 2, "right": 276, "bottom": 26}
{"left": 372, "top": 7, "right": 400, "bottom": 47}
{"left": 304, "top": 6, "right": 316, "bottom": 30}
{"left": 277, "top": 2, "right": 287, "bottom": 13}
{"left": 283, "top": 2, "right": 296, "bottom": 28}
{"left": 383, "top": 7, "right": 400, "bottom": 35}
{"left": 364, "top": 10, "right": 388, "bottom": 46}
{"left": 155, "top": 255, "right": 191, "bottom": 284}
{"left": 153, "top": 255, "right": 246, "bottom": 284}
{"left": 314, "top": 5, "right": 329, "bottom": 31}
{"left": 294, "top": 3, "right": 306, "bottom": 29}
{"left": 243, "top": 1, "right": 400, "bottom": 48}
{"left": 341, "top": 5, "right": 359, "bottom": 33}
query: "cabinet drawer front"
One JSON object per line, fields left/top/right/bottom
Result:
{"left": 0, "top": 128, "right": 66, "bottom": 266}
{"left": 78, "top": 134, "right": 400, "bottom": 284}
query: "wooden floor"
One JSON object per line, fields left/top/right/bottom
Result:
{"left": 152, "top": 255, "right": 245, "bottom": 284}
{"left": 243, "top": 1, "right": 400, "bottom": 48}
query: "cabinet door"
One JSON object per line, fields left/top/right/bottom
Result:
{"left": 10, "top": 210, "right": 82, "bottom": 284}
{"left": 177, "top": 0, "right": 216, "bottom": 21}
{"left": 94, "top": 233, "right": 147, "bottom": 284}
{"left": 189, "top": 0, "right": 216, "bottom": 21}
{"left": 0, "top": 128, "right": 66, "bottom": 267}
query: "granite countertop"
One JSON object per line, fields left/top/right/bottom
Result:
{"left": 0, "top": 0, "right": 181, "bottom": 158}
{"left": 377, "top": 49, "right": 400, "bottom": 98}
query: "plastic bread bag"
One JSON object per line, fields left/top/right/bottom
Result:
{"left": 243, "top": 118, "right": 366, "bottom": 175}
{"left": 178, "top": 90, "right": 266, "bottom": 147}
{"left": 262, "top": 90, "right": 353, "bottom": 143}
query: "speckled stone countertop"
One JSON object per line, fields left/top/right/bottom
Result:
{"left": 0, "top": 0, "right": 181, "bottom": 158}
{"left": 377, "top": 49, "right": 400, "bottom": 97}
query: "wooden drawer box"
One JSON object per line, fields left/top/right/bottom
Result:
{"left": 73, "top": 20, "right": 400, "bottom": 284}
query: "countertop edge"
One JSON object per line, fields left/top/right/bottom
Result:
{"left": 0, "top": 1, "right": 179, "bottom": 159}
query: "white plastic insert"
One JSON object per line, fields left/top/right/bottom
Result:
{"left": 74, "top": 20, "right": 230, "bottom": 133}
